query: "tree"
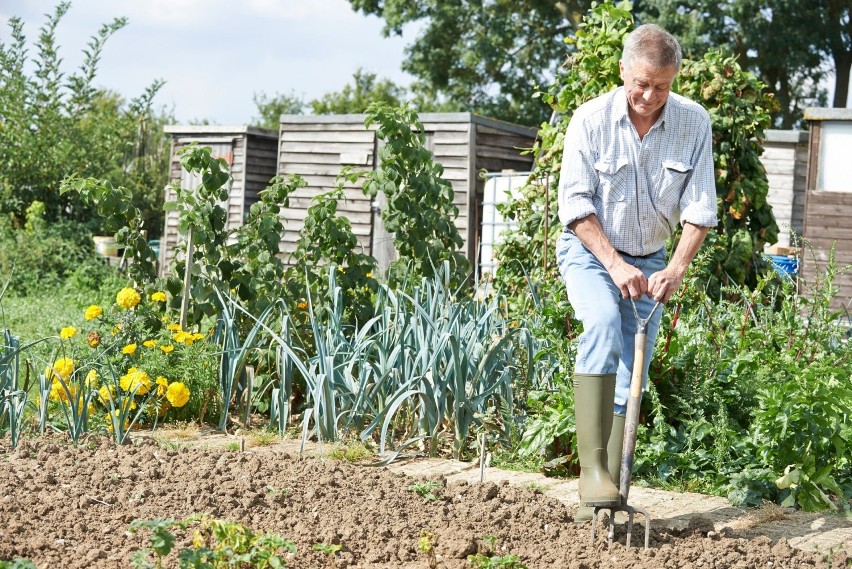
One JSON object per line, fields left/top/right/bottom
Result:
{"left": 348, "top": 0, "right": 591, "bottom": 126}
{"left": 309, "top": 68, "right": 405, "bottom": 114}
{"left": 252, "top": 69, "right": 406, "bottom": 126}
{"left": 251, "top": 90, "right": 306, "bottom": 130}
{"left": 0, "top": 2, "right": 170, "bottom": 235}
{"left": 637, "top": 0, "right": 844, "bottom": 127}
{"left": 818, "top": 0, "right": 852, "bottom": 108}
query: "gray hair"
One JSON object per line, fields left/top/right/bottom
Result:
{"left": 622, "top": 24, "right": 682, "bottom": 71}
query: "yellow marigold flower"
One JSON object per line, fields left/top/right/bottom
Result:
{"left": 155, "top": 376, "right": 169, "bottom": 396}
{"left": 191, "top": 332, "right": 205, "bottom": 341}
{"left": 49, "top": 379, "right": 77, "bottom": 402}
{"left": 106, "top": 410, "right": 129, "bottom": 433}
{"left": 166, "top": 381, "right": 190, "bottom": 408}
{"left": 85, "top": 369, "right": 99, "bottom": 388}
{"left": 167, "top": 323, "right": 182, "bottom": 332}
{"left": 122, "top": 343, "right": 137, "bottom": 356}
{"left": 297, "top": 301, "right": 308, "bottom": 310}
{"left": 98, "top": 385, "right": 115, "bottom": 405}
{"left": 150, "top": 291, "right": 167, "bottom": 302}
{"left": 116, "top": 287, "right": 141, "bottom": 309}
{"left": 84, "top": 305, "right": 103, "bottom": 320}
{"left": 143, "top": 339, "right": 157, "bottom": 348}
{"left": 173, "top": 330, "right": 192, "bottom": 345}
{"left": 87, "top": 330, "right": 101, "bottom": 348}
{"left": 366, "top": 272, "right": 373, "bottom": 278}
{"left": 45, "top": 357, "right": 74, "bottom": 381}
{"left": 159, "top": 344, "right": 175, "bottom": 354}
{"left": 60, "top": 326, "right": 77, "bottom": 340}
{"left": 119, "top": 368, "right": 151, "bottom": 395}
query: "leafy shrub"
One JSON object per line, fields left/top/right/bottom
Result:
{"left": 0, "top": 4, "right": 169, "bottom": 234}
{"left": 0, "top": 211, "right": 110, "bottom": 297}
{"left": 638, "top": 249, "right": 852, "bottom": 510}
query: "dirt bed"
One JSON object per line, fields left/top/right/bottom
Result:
{"left": 0, "top": 436, "right": 848, "bottom": 568}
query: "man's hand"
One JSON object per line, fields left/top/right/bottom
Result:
{"left": 647, "top": 267, "right": 685, "bottom": 303}
{"left": 611, "top": 261, "right": 649, "bottom": 300}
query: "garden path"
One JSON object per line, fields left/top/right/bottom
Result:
{"left": 387, "top": 455, "right": 852, "bottom": 556}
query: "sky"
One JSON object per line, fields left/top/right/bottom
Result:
{"left": 1, "top": 0, "right": 416, "bottom": 125}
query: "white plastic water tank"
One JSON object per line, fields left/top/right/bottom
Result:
{"left": 479, "top": 173, "right": 529, "bottom": 277}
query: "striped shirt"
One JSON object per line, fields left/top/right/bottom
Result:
{"left": 557, "top": 87, "right": 718, "bottom": 257}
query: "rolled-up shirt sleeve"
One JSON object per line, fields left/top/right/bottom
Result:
{"left": 679, "top": 113, "right": 718, "bottom": 228}
{"left": 558, "top": 112, "right": 598, "bottom": 228}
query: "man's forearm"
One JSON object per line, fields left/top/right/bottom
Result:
{"left": 569, "top": 215, "right": 622, "bottom": 273}
{"left": 668, "top": 222, "right": 711, "bottom": 279}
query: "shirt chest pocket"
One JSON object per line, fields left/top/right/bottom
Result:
{"left": 657, "top": 160, "right": 693, "bottom": 208}
{"left": 594, "top": 157, "right": 629, "bottom": 202}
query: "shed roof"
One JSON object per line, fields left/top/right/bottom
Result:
{"left": 163, "top": 125, "right": 279, "bottom": 139}
{"left": 803, "top": 108, "right": 852, "bottom": 121}
{"left": 278, "top": 112, "right": 538, "bottom": 138}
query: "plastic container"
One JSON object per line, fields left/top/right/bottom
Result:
{"left": 148, "top": 239, "right": 161, "bottom": 258}
{"left": 767, "top": 254, "right": 799, "bottom": 278}
{"left": 93, "top": 235, "right": 118, "bottom": 257}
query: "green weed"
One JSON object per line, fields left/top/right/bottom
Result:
{"left": 408, "top": 480, "right": 442, "bottom": 501}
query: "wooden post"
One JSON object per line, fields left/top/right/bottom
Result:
{"left": 179, "top": 225, "right": 194, "bottom": 330}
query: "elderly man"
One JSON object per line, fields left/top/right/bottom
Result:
{"left": 556, "top": 24, "right": 718, "bottom": 520}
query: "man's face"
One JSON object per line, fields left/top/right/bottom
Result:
{"left": 620, "top": 59, "right": 678, "bottom": 120}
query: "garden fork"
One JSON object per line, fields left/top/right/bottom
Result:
{"left": 590, "top": 298, "right": 660, "bottom": 550}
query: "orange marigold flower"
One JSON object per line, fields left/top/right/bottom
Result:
{"left": 87, "top": 331, "right": 101, "bottom": 348}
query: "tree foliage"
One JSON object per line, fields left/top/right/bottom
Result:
{"left": 310, "top": 68, "right": 406, "bottom": 115}
{"left": 347, "top": 0, "right": 847, "bottom": 128}
{"left": 347, "top": 0, "right": 591, "bottom": 126}
{"left": 252, "top": 69, "right": 407, "bottom": 129}
{"left": 0, "top": 2, "right": 171, "bottom": 236}
{"left": 251, "top": 90, "right": 305, "bottom": 130}
{"left": 638, "top": 0, "right": 847, "bottom": 127}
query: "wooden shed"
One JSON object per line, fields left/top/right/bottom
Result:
{"left": 761, "top": 130, "right": 809, "bottom": 249}
{"left": 277, "top": 113, "right": 537, "bottom": 275}
{"left": 161, "top": 125, "right": 279, "bottom": 274}
{"left": 801, "top": 108, "right": 852, "bottom": 311}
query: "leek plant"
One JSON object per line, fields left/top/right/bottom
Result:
{"left": 360, "top": 268, "right": 522, "bottom": 460}
{"left": 98, "top": 362, "right": 158, "bottom": 445}
{"left": 0, "top": 329, "right": 28, "bottom": 447}
{"left": 211, "top": 287, "right": 286, "bottom": 431}
{"left": 210, "top": 262, "right": 544, "bottom": 462}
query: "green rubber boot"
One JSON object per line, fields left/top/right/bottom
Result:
{"left": 573, "top": 373, "right": 621, "bottom": 507}
{"left": 574, "top": 413, "right": 625, "bottom": 523}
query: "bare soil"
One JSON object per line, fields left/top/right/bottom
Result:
{"left": 0, "top": 434, "right": 848, "bottom": 569}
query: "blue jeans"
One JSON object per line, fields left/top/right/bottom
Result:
{"left": 556, "top": 231, "right": 666, "bottom": 415}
